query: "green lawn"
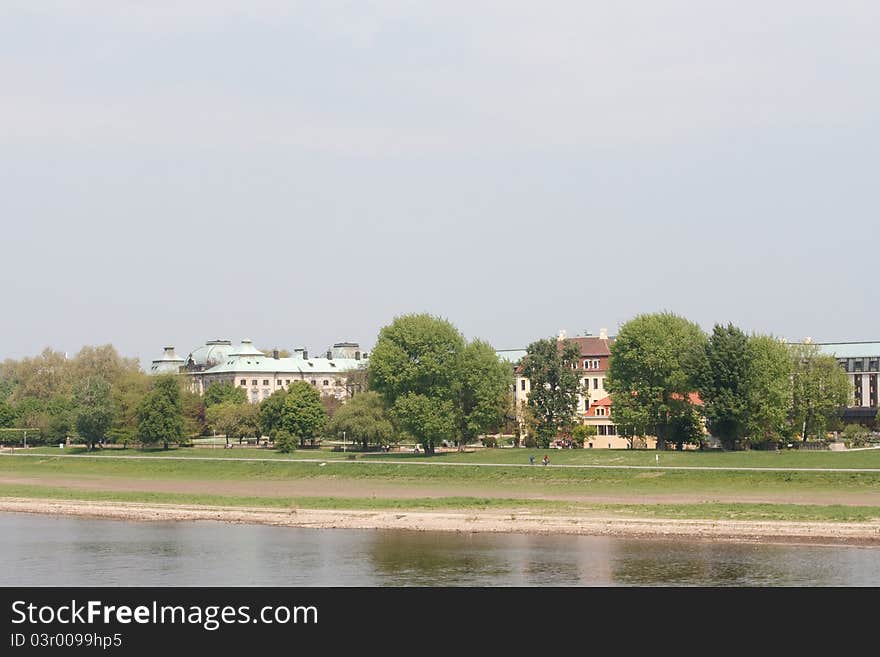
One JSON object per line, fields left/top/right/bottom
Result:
{"left": 16, "top": 444, "right": 880, "bottom": 468}
{"left": 4, "top": 451, "right": 880, "bottom": 496}
{"left": 1, "top": 483, "right": 878, "bottom": 523}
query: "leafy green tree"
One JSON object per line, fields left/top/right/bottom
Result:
{"left": 73, "top": 377, "right": 113, "bottom": 450}
{"left": 369, "top": 314, "right": 465, "bottom": 454}
{"left": 790, "top": 343, "right": 850, "bottom": 440}
{"left": 606, "top": 312, "right": 707, "bottom": 450}
{"left": 697, "top": 324, "right": 750, "bottom": 450}
{"left": 744, "top": 336, "right": 793, "bottom": 444}
{"left": 282, "top": 382, "right": 327, "bottom": 447}
{"left": 137, "top": 375, "right": 184, "bottom": 449}
{"left": 205, "top": 401, "right": 261, "bottom": 444}
{"left": 326, "top": 391, "right": 396, "bottom": 450}
{"left": 259, "top": 389, "right": 288, "bottom": 439}
{"left": 204, "top": 381, "right": 247, "bottom": 407}
{"left": 453, "top": 340, "right": 512, "bottom": 448}
{"left": 0, "top": 400, "right": 14, "bottom": 428}
{"left": 274, "top": 429, "right": 297, "bottom": 453}
{"left": 571, "top": 424, "right": 597, "bottom": 447}
{"left": 107, "top": 371, "right": 152, "bottom": 447}
{"left": 45, "top": 395, "right": 75, "bottom": 443}
{"left": 69, "top": 345, "right": 140, "bottom": 388}
{"left": 519, "top": 338, "right": 584, "bottom": 448}
{"left": 669, "top": 407, "right": 705, "bottom": 449}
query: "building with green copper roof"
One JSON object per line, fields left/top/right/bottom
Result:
{"left": 181, "top": 338, "right": 369, "bottom": 404}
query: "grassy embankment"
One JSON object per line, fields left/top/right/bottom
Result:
{"left": 3, "top": 447, "right": 880, "bottom": 523}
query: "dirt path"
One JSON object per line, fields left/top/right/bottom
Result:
{"left": 3, "top": 497, "right": 880, "bottom": 546}
{"left": 4, "top": 473, "right": 880, "bottom": 506}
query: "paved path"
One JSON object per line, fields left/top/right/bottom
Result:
{"left": 3, "top": 451, "right": 880, "bottom": 473}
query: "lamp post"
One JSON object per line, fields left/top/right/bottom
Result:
{"left": 343, "top": 430, "right": 346, "bottom": 453}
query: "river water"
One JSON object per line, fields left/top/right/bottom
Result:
{"left": 2, "top": 513, "right": 879, "bottom": 586}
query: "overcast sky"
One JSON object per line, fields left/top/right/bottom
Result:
{"left": 2, "top": 1, "right": 878, "bottom": 368}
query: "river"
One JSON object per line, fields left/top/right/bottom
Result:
{"left": 2, "top": 512, "right": 879, "bottom": 586}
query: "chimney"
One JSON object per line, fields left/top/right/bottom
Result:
{"left": 164, "top": 346, "right": 175, "bottom": 357}
{"left": 273, "top": 349, "right": 280, "bottom": 359}
{"left": 557, "top": 329, "right": 567, "bottom": 341}
{"left": 599, "top": 328, "right": 608, "bottom": 340}
{"left": 303, "top": 349, "right": 308, "bottom": 360}
{"left": 327, "top": 349, "right": 333, "bottom": 359}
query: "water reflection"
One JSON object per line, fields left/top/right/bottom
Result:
{"left": 1, "top": 513, "right": 879, "bottom": 586}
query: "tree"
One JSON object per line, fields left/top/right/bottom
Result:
{"left": 344, "top": 365, "right": 370, "bottom": 397}
{"left": 137, "top": 375, "right": 184, "bottom": 449}
{"left": 206, "top": 402, "right": 261, "bottom": 445}
{"left": 68, "top": 344, "right": 140, "bottom": 388}
{"left": 73, "top": 377, "right": 113, "bottom": 450}
{"left": 274, "top": 429, "right": 297, "bottom": 453}
{"left": 107, "top": 371, "right": 152, "bottom": 447}
{"left": 282, "top": 381, "right": 327, "bottom": 447}
{"left": 326, "top": 391, "right": 396, "bottom": 450}
{"left": 0, "top": 400, "right": 14, "bottom": 428}
{"left": 606, "top": 312, "right": 707, "bottom": 450}
{"left": 790, "top": 343, "right": 850, "bottom": 441}
{"left": 697, "top": 324, "right": 750, "bottom": 450}
{"left": 519, "top": 338, "right": 584, "bottom": 448}
{"left": 369, "top": 314, "right": 465, "bottom": 454}
{"left": 453, "top": 340, "right": 512, "bottom": 448}
{"left": 259, "top": 389, "right": 288, "bottom": 439}
{"left": 744, "top": 336, "right": 793, "bottom": 444}
{"left": 571, "top": 424, "right": 596, "bottom": 447}
{"left": 204, "top": 381, "right": 247, "bottom": 407}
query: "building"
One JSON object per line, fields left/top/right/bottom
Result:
{"left": 510, "top": 328, "right": 645, "bottom": 448}
{"left": 815, "top": 341, "right": 879, "bottom": 423}
{"left": 153, "top": 338, "right": 369, "bottom": 404}
{"left": 149, "top": 346, "right": 185, "bottom": 375}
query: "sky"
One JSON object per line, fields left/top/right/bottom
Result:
{"left": 2, "top": 1, "right": 878, "bottom": 368}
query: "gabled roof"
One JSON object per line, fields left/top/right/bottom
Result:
{"left": 564, "top": 336, "right": 613, "bottom": 357}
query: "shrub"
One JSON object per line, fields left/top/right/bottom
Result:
{"left": 275, "top": 430, "right": 298, "bottom": 453}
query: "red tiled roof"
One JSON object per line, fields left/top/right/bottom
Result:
{"left": 671, "top": 392, "right": 704, "bottom": 405}
{"left": 563, "top": 336, "right": 613, "bottom": 357}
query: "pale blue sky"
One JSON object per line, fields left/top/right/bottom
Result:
{"left": 2, "top": 1, "right": 878, "bottom": 367}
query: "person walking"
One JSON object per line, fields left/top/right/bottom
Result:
{"left": 529, "top": 455, "right": 535, "bottom": 465}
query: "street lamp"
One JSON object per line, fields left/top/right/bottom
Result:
{"left": 343, "top": 430, "right": 346, "bottom": 453}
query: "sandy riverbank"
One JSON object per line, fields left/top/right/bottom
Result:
{"left": 3, "top": 497, "right": 880, "bottom": 546}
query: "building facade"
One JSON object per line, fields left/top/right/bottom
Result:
{"left": 152, "top": 338, "right": 369, "bottom": 403}
{"left": 509, "top": 328, "right": 646, "bottom": 448}
{"left": 816, "top": 341, "right": 879, "bottom": 422}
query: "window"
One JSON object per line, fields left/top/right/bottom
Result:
{"left": 286, "top": 380, "right": 291, "bottom": 385}
{"left": 521, "top": 380, "right": 526, "bottom": 391}
{"left": 584, "top": 360, "right": 591, "bottom": 369}
{"left": 251, "top": 391, "right": 259, "bottom": 402}
{"left": 323, "top": 380, "right": 329, "bottom": 386}
{"left": 263, "top": 380, "right": 269, "bottom": 386}
{"left": 311, "top": 380, "right": 316, "bottom": 386}
{"left": 240, "top": 379, "right": 246, "bottom": 386}
{"left": 593, "top": 378, "right": 599, "bottom": 390}
{"left": 593, "top": 359, "right": 599, "bottom": 369}
{"left": 276, "top": 380, "right": 282, "bottom": 386}
{"left": 251, "top": 380, "right": 257, "bottom": 386}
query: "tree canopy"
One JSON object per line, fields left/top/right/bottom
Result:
{"left": 282, "top": 382, "right": 327, "bottom": 447}
{"left": 519, "top": 338, "right": 583, "bottom": 447}
{"left": 369, "top": 313, "right": 509, "bottom": 454}
{"left": 137, "top": 375, "right": 184, "bottom": 449}
{"left": 606, "top": 312, "right": 707, "bottom": 450}
{"left": 326, "top": 391, "right": 396, "bottom": 449}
